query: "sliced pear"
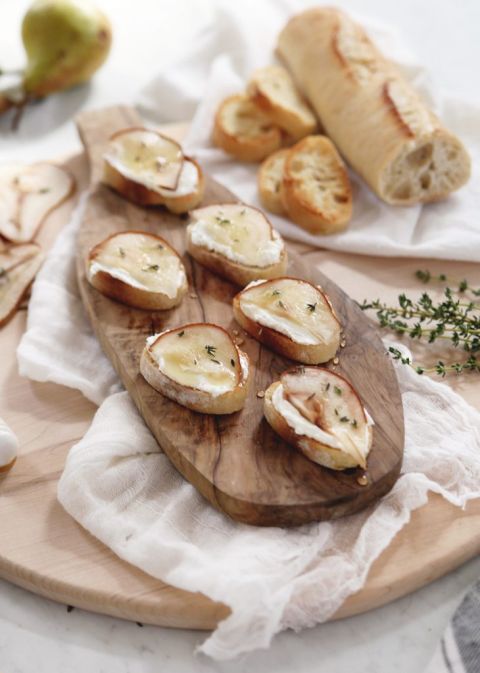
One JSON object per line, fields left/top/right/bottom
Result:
{"left": 104, "top": 128, "right": 184, "bottom": 192}
{"left": 0, "top": 242, "right": 44, "bottom": 327}
{"left": 87, "top": 231, "right": 187, "bottom": 309}
{"left": 0, "top": 162, "right": 75, "bottom": 243}
{"left": 264, "top": 367, "right": 373, "bottom": 470}
{"left": 188, "top": 203, "right": 284, "bottom": 268}
{"left": 140, "top": 323, "right": 250, "bottom": 414}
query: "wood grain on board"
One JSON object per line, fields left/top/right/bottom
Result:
{"left": 0, "top": 120, "right": 479, "bottom": 629}
{"left": 75, "top": 105, "right": 404, "bottom": 526}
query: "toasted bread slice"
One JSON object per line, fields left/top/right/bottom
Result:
{"left": 0, "top": 242, "right": 44, "bottom": 327}
{"left": 103, "top": 128, "right": 204, "bottom": 213}
{"left": 0, "top": 162, "right": 75, "bottom": 243}
{"left": 258, "top": 149, "right": 289, "bottom": 215}
{"left": 212, "top": 94, "right": 283, "bottom": 162}
{"left": 264, "top": 367, "right": 373, "bottom": 470}
{"left": 87, "top": 231, "right": 187, "bottom": 310}
{"left": 140, "top": 323, "right": 250, "bottom": 414}
{"left": 186, "top": 203, "right": 287, "bottom": 286}
{"left": 281, "top": 135, "right": 352, "bottom": 234}
{"left": 232, "top": 277, "right": 341, "bottom": 364}
{"left": 247, "top": 66, "right": 317, "bottom": 141}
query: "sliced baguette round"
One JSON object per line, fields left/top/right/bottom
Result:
{"left": 186, "top": 203, "right": 287, "bottom": 286}
{"left": 212, "top": 94, "right": 283, "bottom": 162}
{"left": 277, "top": 8, "right": 471, "bottom": 205}
{"left": 281, "top": 135, "right": 352, "bottom": 234}
{"left": 264, "top": 368, "right": 373, "bottom": 470}
{"left": 258, "top": 149, "right": 289, "bottom": 215}
{"left": 247, "top": 65, "right": 317, "bottom": 141}
{"left": 232, "top": 277, "right": 341, "bottom": 364}
{"left": 87, "top": 231, "right": 187, "bottom": 310}
{"left": 140, "top": 323, "right": 250, "bottom": 414}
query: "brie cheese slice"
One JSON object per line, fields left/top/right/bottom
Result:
{"left": 188, "top": 204, "right": 284, "bottom": 268}
{"left": 146, "top": 324, "right": 242, "bottom": 396}
{"left": 88, "top": 232, "right": 186, "bottom": 298}
{"left": 239, "top": 278, "right": 340, "bottom": 346}
{"left": 104, "top": 128, "right": 184, "bottom": 191}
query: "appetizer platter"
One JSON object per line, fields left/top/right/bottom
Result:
{"left": 76, "top": 104, "right": 403, "bottom": 526}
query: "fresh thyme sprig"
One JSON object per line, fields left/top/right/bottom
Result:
{"left": 359, "top": 270, "right": 480, "bottom": 376}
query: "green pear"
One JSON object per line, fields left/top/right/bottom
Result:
{"left": 21, "top": 0, "right": 112, "bottom": 97}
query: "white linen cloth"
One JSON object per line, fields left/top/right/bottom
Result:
{"left": 138, "top": 1, "right": 480, "bottom": 262}
{"left": 17, "top": 198, "right": 480, "bottom": 660}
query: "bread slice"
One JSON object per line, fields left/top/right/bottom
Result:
{"left": 277, "top": 8, "right": 471, "bottom": 205}
{"left": 232, "top": 277, "right": 341, "bottom": 364}
{"left": 0, "top": 242, "right": 44, "bottom": 327}
{"left": 0, "top": 162, "right": 75, "bottom": 243}
{"left": 87, "top": 231, "right": 187, "bottom": 310}
{"left": 103, "top": 128, "right": 204, "bottom": 213}
{"left": 281, "top": 135, "right": 352, "bottom": 234}
{"left": 264, "top": 367, "right": 373, "bottom": 470}
{"left": 140, "top": 323, "right": 250, "bottom": 414}
{"left": 247, "top": 65, "right": 317, "bottom": 141}
{"left": 186, "top": 203, "right": 287, "bottom": 286}
{"left": 212, "top": 94, "right": 283, "bottom": 162}
{"left": 258, "top": 149, "right": 289, "bottom": 215}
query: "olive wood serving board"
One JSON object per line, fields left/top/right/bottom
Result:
{"left": 75, "top": 105, "right": 404, "bottom": 526}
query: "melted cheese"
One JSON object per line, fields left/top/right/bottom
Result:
{"left": 189, "top": 204, "right": 284, "bottom": 267}
{"left": 239, "top": 278, "right": 339, "bottom": 346}
{"left": 147, "top": 325, "right": 246, "bottom": 396}
{"left": 88, "top": 233, "right": 186, "bottom": 298}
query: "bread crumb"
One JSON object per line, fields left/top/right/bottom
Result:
{"left": 189, "top": 293, "right": 198, "bottom": 299}
{"left": 256, "top": 390, "right": 265, "bottom": 398}
{"left": 333, "top": 357, "right": 339, "bottom": 364}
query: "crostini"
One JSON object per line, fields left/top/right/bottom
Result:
{"left": 0, "top": 162, "right": 75, "bottom": 243}
{"left": 212, "top": 94, "right": 283, "bottom": 162}
{"left": 103, "top": 127, "right": 204, "bottom": 213}
{"left": 0, "top": 242, "right": 44, "bottom": 327}
{"left": 232, "top": 277, "right": 341, "bottom": 363}
{"left": 281, "top": 135, "right": 352, "bottom": 234}
{"left": 258, "top": 148, "right": 289, "bottom": 215}
{"left": 140, "top": 323, "right": 250, "bottom": 414}
{"left": 264, "top": 367, "right": 373, "bottom": 470}
{"left": 186, "top": 203, "right": 287, "bottom": 286}
{"left": 247, "top": 65, "right": 317, "bottom": 141}
{"left": 87, "top": 231, "right": 187, "bottom": 310}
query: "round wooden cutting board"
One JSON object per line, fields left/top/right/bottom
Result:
{"left": 0, "top": 124, "right": 479, "bottom": 630}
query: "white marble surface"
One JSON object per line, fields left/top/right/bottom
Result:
{"left": 0, "top": 0, "right": 479, "bottom": 670}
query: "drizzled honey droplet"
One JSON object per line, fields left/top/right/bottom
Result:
{"left": 357, "top": 474, "right": 368, "bottom": 486}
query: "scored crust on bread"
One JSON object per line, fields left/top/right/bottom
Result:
{"left": 247, "top": 65, "right": 317, "bottom": 141}
{"left": 264, "top": 367, "right": 373, "bottom": 470}
{"left": 0, "top": 162, "right": 75, "bottom": 243}
{"left": 87, "top": 231, "right": 187, "bottom": 310}
{"left": 258, "top": 149, "right": 289, "bottom": 215}
{"left": 281, "top": 135, "right": 352, "bottom": 234}
{"left": 277, "top": 8, "right": 471, "bottom": 205}
{"left": 0, "top": 242, "right": 44, "bottom": 327}
{"left": 140, "top": 323, "right": 250, "bottom": 414}
{"left": 103, "top": 128, "right": 204, "bottom": 213}
{"left": 186, "top": 203, "right": 287, "bottom": 286}
{"left": 232, "top": 277, "right": 341, "bottom": 364}
{"left": 212, "top": 94, "right": 283, "bottom": 162}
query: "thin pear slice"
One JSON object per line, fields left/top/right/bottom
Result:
{"left": 0, "top": 242, "right": 43, "bottom": 327}
{"left": 277, "top": 367, "right": 373, "bottom": 469}
{"left": 189, "top": 204, "right": 284, "bottom": 268}
{"left": 140, "top": 323, "right": 250, "bottom": 414}
{"left": 233, "top": 277, "right": 341, "bottom": 363}
{"left": 0, "top": 162, "right": 75, "bottom": 243}
{"left": 104, "top": 128, "right": 184, "bottom": 192}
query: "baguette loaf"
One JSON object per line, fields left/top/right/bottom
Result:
{"left": 277, "top": 8, "right": 471, "bottom": 205}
